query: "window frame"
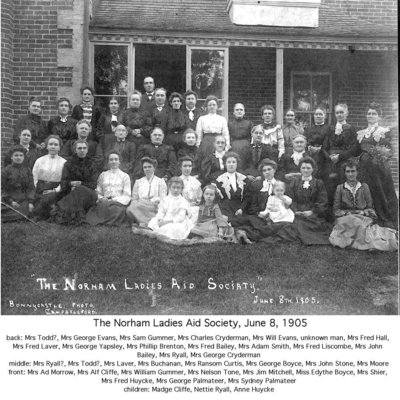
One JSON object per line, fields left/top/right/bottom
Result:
{"left": 186, "top": 45, "right": 229, "bottom": 120}
{"left": 290, "top": 71, "right": 333, "bottom": 126}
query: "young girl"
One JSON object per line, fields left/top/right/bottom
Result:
{"left": 259, "top": 181, "right": 294, "bottom": 223}
{"left": 191, "top": 185, "right": 234, "bottom": 239}
{"left": 148, "top": 177, "right": 193, "bottom": 240}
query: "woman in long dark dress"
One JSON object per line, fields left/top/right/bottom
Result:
{"left": 228, "top": 103, "right": 252, "bottom": 160}
{"left": 230, "top": 158, "right": 290, "bottom": 242}
{"left": 322, "top": 103, "right": 358, "bottom": 206}
{"left": 121, "top": 90, "right": 153, "bottom": 148}
{"left": 304, "top": 107, "right": 330, "bottom": 179}
{"left": 1, "top": 146, "right": 35, "bottom": 222}
{"left": 329, "top": 160, "right": 397, "bottom": 251}
{"left": 52, "top": 139, "right": 98, "bottom": 224}
{"left": 276, "top": 157, "right": 332, "bottom": 245}
{"left": 86, "top": 151, "right": 131, "bottom": 226}
{"left": 163, "top": 92, "right": 189, "bottom": 151}
{"left": 96, "top": 96, "right": 124, "bottom": 151}
{"left": 357, "top": 102, "right": 398, "bottom": 229}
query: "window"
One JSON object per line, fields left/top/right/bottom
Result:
{"left": 187, "top": 47, "right": 229, "bottom": 119}
{"left": 290, "top": 72, "right": 332, "bottom": 128}
{"left": 92, "top": 44, "right": 129, "bottom": 112}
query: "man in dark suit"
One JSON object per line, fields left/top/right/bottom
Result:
{"left": 141, "top": 76, "right": 156, "bottom": 113}
{"left": 182, "top": 90, "right": 204, "bottom": 130}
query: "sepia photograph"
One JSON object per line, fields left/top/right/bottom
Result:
{"left": 1, "top": 0, "right": 398, "bottom": 317}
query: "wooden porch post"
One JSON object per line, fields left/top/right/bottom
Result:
{"left": 276, "top": 48, "right": 284, "bottom": 125}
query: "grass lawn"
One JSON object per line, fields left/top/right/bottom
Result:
{"left": 1, "top": 222, "right": 398, "bottom": 315}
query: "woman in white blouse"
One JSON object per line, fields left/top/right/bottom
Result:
{"left": 86, "top": 151, "right": 132, "bottom": 226}
{"left": 126, "top": 157, "right": 168, "bottom": 227}
{"left": 196, "top": 95, "right": 229, "bottom": 162}
{"left": 32, "top": 135, "right": 66, "bottom": 218}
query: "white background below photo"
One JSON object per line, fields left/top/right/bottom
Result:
{"left": 0, "top": 315, "right": 399, "bottom": 399}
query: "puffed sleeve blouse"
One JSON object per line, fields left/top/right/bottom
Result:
{"left": 196, "top": 114, "right": 230, "bottom": 150}
{"left": 96, "top": 169, "right": 131, "bottom": 205}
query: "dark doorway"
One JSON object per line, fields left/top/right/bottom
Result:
{"left": 135, "top": 44, "right": 186, "bottom": 97}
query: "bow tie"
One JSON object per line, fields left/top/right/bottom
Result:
{"left": 252, "top": 144, "right": 262, "bottom": 149}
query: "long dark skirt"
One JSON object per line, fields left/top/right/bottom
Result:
{"left": 359, "top": 153, "right": 398, "bottom": 229}
{"left": 272, "top": 214, "right": 332, "bottom": 245}
{"left": 52, "top": 186, "right": 97, "bottom": 225}
{"left": 34, "top": 180, "right": 60, "bottom": 219}
{"left": 86, "top": 201, "right": 129, "bottom": 227}
{"left": 230, "top": 214, "right": 290, "bottom": 242}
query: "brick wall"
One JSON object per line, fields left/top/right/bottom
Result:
{"left": 228, "top": 47, "right": 276, "bottom": 124}
{"left": 1, "top": 0, "right": 85, "bottom": 161}
{"left": 326, "top": 0, "right": 397, "bottom": 26}
{"left": 1, "top": 0, "right": 14, "bottom": 156}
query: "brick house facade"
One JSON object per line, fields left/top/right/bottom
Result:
{"left": 1, "top": 0, "right": 398, "bottom": 186}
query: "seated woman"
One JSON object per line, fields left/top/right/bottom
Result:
{"left": 259, "top": 181, "right": 295, "bottom": 224}
{"left": 52, "top": 139, "right": 98, "bottom": 224}
{"left": 242, "top": 125, "right": 275, "bottom": 181}
{"left": 104, "top": 124, "right": 136, "bottom": 179}
{"left": 277, "top": 134, "right": 309, "bottom": 182}
{"left": 163, "top": 92, "right": 189, "bottom": 151}
{"left": 148, "top": 177, "right": 193, "bottom": 240}
{"left": 86, "top": 151, "right": 131, "bottom": 227}
{"left": 201, "top": 135, "right": 227, "bottom": 185}
{"left": 126, "top": 157, "right": 168, "bottom": 227}
{"left": 191, "top": 185, "right": 234, "bottom": 239}
{"left": 177, "top": 128, "right": 200, "bottom": 176}
{"left": 4, "top": 128, "right": 41, "bottom": 170}
{"left": 215, "top": 152, "right": 252, "bottom": 222}
{"left": 60, "top": 120, "right": 104, "bottom": 172}
{"left": 275, "top": 157, "right": 332, "bottom": 245}
{"left": 32, "top": 135, "right": 67, "bottom": 219}
{"left": 1, "top": 146, "right": 35, "bottom": 222}
{"left": 229, "top": 158, "right": 290, "bottom": 242}
{"left": 329, "top": 161, "right": 397, "bottom": 251}
{"left": 48, "top": 97, "right": 77, "bottom": 146}
{"left": 96, "top": 97, "right": 123, "bottom": 151}
{"left": 135, "top": 127, "right": 177, "bottom": 180}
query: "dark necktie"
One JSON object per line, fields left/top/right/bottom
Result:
{"left": 252, "top": 145, "right": 261, "bottom": 165}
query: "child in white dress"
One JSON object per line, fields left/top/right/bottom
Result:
{"left": 259, "top": 181, "right": 294, "bottom": 223}
{"left": 148, "top": 177, "right": 193, "bottom": 240}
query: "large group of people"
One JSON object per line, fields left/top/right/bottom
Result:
{"left": 1, "top": 76, "right": 398, "bottom": 251}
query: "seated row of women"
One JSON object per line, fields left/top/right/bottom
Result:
{"left": 1, "top": 142, "right": 397, "bottom": 251}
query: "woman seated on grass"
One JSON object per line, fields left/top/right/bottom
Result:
{"left": 126, "top": 157, "right": 168, "bottom": 227}
{"left": 51, "top": 139, "right": 98, "bottom": 224}
{"left": 32, "top": 135, "right": 66, "bottom": 219}
{"left": 148, "top": 176, "right": 193, "bottom": 240}
{"left": 274, "top": 156, "right": 332, "bottom": 245}
{"left": 1, "top": 146, "right": 35, "bottom": 222}
{"left": 190, "top": 185, "right": 234, "bottom": 240}
{"left": 329, "top": 160, "right": 397, "bottom": 251}
{"left": 86, "top": 151, "right": 132, "bottom": 227}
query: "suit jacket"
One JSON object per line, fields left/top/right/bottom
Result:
{"left": 141, "top": 92, "right": 156, "bottom": 113}
{"left": 104, "top": 139, "right": 137, "bottom": 174}
{"left": 242, "top": 143, "right": 275, "bottom": 177}
{"left": 182, "top": 107, "right": 205, "bottom": 131}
